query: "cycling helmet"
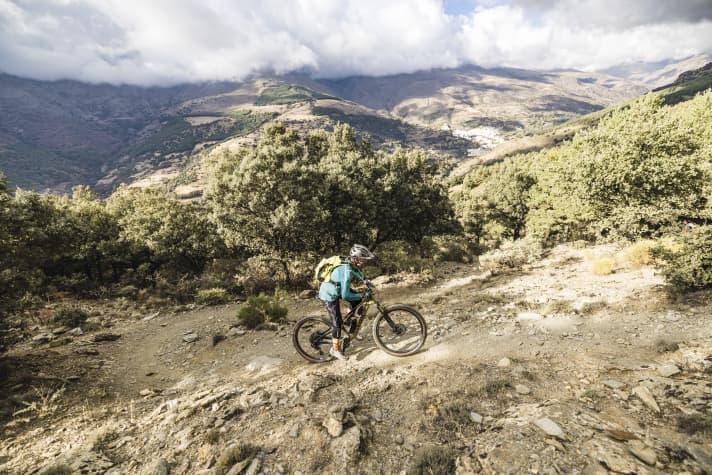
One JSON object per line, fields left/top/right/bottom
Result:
{"left": 349, "top": 244, "right": 375, "bottom": 260}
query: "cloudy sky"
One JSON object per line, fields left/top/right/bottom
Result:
{"left": 1, "top": 0, "right": 711, "bottom": 85}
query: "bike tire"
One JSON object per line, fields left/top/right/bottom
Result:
{"left": 372, "top": 305, "right": 427, "bottom": 356}
{"left": 292, "top": 316, "right": 333, "bottom": 363}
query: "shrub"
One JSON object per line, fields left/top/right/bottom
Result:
{"left": 199, "top": 259, "right": 242, "bottom": 293}
{"left": 652, "top": 225, "right": 712, "bottom": 293}
{"left": 204, "top": 429, "right": 221, "bottom": 444}
{"left": 676, "top": 413, "right": 712, "bottom": 436}
{"left": 653, "top": 338, "right": 680, "bottom": 353}
{"left": 376, "top": 240, "right": 419, "bottom": 274}
{"left": 408, "top": 445, "right": 456, "bottom": 475}
{"left": 195, "top": 288, "right": 228, "bottom": 306}
{"left": 235, "top": 256, "right": 286, "bottom": 294}
{"left": 237, "top": 290, "right": 288, "bottom": 329}
{"left": 116, "top": 285, "right": 139, "bottom": 300}
{"left": 623, "top": 240, "right": 655, "bottom": 268}
{"left": 591, "top": 258, "right": 615, "bottom": 276}
{"left": 52, "top": 307, "right": 89, "bottom": 328}
{"left": 38, "top": 464, "right": 72, "bottom": 475}
{"left": 479, "top": 236, "right": 544, "bottom": 273}
{"left": 425, "top": 234, "right": 475, "bottom": 263}
{"left": 214, "top": 444, "right": 260, "bottom": 475}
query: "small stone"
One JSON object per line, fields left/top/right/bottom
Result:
{"left": 288, "top": 424, "right": 300, "bottom": 438}
{"left": 517, "top": 312, "right": 543, "bottom": 321}
{"left": 582, "top": 463, "right": 608, "bottom": 475}
{"left": 628, "top": 440, "right": 657, "bottom": 466}
{"left": 139, "top": 389, "right": 153, "bottom": 397}
{"left": 275, "top": 463, "right": 286, "bottom": 474}
{"left": 515, "top": 384, "right": 531, "bottom": 395}
{"left": 298, "top": 289, "right": 316, "bottom": 299}
{"left": 469, "top": 412, "right": 483, "bottom": 424}
{"left": 533, "top": 417, "right": 565, "bottom": 439}
{"left": 323, "top": 417, "right": 343, "bottom": 437}
{"left": 244, "top": 457, "right": 261, "bottom": 475}
{"left": 32, "top": 333, "right": 53, "bottom": 343}
{"left": 94, "top": 333, "right": 121, "bottom": 342}
{"left": 602, "top": 379, "right": 625, "bottom": 390}
{"left": 149, "top": 458, "right": 170, "bottom": 475}
{"left": 657, "top": 364, "right": 680, "bottom": 377}
{"left": 330, "top": 426, "right": 362, "bottom": 464}
{"left": 52, "top": 326, "right": 69, "bottom": 335}
{"left": 497, "top": 357, "right": 511, "bottom": 367}
{"left": 632, "top": 386, "right": 660, "bottom": 412}
{"left": 183, "top": 333, "right": 199, "bottom": 343}
{"left": 227, "top": 327, "right": 244, "bottom": 337}
{"left": 143, "top": 311, "right": 160, "bottom": 321}
{"left": 68, "top": 327, "right": 84, "bottom": 336}
{"left": 225, "top": 459, "right": 251, "bottom": 475}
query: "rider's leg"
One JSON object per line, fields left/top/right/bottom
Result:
{"left": 348, "top": 299, "right": 362, "bottom": 333}
{"left": 325, "top": 300, "right": 342, "bottom": 350}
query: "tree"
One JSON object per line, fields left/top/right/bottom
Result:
{"left": 205, "top": 123, "right": 330, "bottom": 280}
{"left": 108, "top": 186, "right": 220, "bottom": 274}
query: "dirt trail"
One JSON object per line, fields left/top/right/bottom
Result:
{"left": 2, "top": 244, "right": 711, "bottom": 475}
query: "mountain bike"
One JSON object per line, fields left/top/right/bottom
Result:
{"left": 292, "top": 281, "right": 427, "bottom": 362}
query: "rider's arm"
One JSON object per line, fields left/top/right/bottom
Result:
{"left": 339, "top": 265, "right": 364, "bottom": 301}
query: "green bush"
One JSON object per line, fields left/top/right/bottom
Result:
{"left": 408, "top": 445, "right": 456, "bottom": 475}
{"left": 237, "top": 290, "right": 288, "bottom": 329}
{"left": 479, "top": 236, "right": 544, "bottom": 273}
{"left": 425, "top": 234, "right": 475, "bottom": 263}
{"left": 116, "top": 285, "right": 139, "bottom": 299}
{"left": 195, "top": 287, "right": 228, "bottom": 306}
{"left": 52, "top": 307, "right": 89, "bottom": 328}
{"left": 652, "top": 225, "right": 712, "bottom": 293}
{"left": 376, "top": 241, "right": 418, "bottom": 273}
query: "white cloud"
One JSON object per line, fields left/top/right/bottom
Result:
{"left": 0, "top": 0, "right": 710, "bottom": 85}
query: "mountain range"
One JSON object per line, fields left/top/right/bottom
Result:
{"left": 0, "top": 54, "right": 709, "bottom": 194}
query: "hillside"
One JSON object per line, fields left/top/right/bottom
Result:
{"left": 601, "top": 54, "right": 712, "bottom": 89}
{"left": 0, "top": 65, "right": 648, "bottom": 194}
{"left": 449, "top": 60, "right": 712, "bottom": 180}
{"left": 2, "top": 244, "right": 710, "bottom": 474}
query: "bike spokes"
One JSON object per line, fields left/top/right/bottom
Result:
{"left": 293, "top": 317, "right": 333, "bottom": 363}
{"left": 373, "top": 307, "right": 427, "bottom": 355}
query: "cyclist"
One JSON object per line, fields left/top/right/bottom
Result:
{"left": 318, "top": 244, "right": 375, "bottom": 360}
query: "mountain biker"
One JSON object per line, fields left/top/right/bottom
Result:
{"left": 318, "top": 244, "right": 375, "bottom": 361}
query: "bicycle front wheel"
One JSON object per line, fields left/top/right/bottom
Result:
{"left": 293, "top": 316, "right": 333, "bottom": 363}
{"left": 372, "top": 305, "right": 427, "bottom": 356}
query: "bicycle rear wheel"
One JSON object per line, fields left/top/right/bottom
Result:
{"left": 372, "top": 305, "right": 427, "bottom": 356}
{"left": 293, "top": 316, "right": 333, "bottom": 363}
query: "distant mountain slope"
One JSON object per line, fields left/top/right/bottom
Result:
{"left": 451, "top": 59, "right": 712, "bottom": 181}
{"left": 601, "top": 53, "right": 712, "bottom": 89}
{"left": 313, "top": 66, "right": 645, "bottom": 133}
{"left": 0, "top": 65, "right": 648, "bottom": 194}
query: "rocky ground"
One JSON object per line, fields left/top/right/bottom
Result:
{"left": 1, "top": 244, "right": 711, "bottom": 475}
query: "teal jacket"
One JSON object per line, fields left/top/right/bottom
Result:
{"left": 318, "top": 259, "right": 365, "bottom": 302}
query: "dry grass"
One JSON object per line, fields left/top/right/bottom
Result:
{"left": 13, "top": 385, "right": 65, "bottom": 419}
{"left": 38, "top": 464, "right": 72, "bottom": 475}
{"left": 623, "top": 240, "right": 655, "bottom": 269}
{"left": 204, "top": 429, "right": 221, "bottom": 444}
{"left": 578, "top": 300, "right": 608, "bottom": 315}
{"left": 676, "top": 414, "right": 712, "bottom": 436}
{"left": 408, "top": 445, "right": 456, "bottom": 475}
{"left": 591, "top": 258, "right": 615, "bottom": 276}
{"left": 477, "top": 377, "right": 513, "bottom": 397}
{"left": 653, "top": 338, "right": 680, "bottom": 353}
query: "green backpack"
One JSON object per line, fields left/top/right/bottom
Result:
{"left": 314, "top": 256, "right": 346, "bottom": 286}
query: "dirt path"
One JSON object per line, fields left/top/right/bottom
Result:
{"left": 2, "top": 244, "right": 711, "bottom": 474}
